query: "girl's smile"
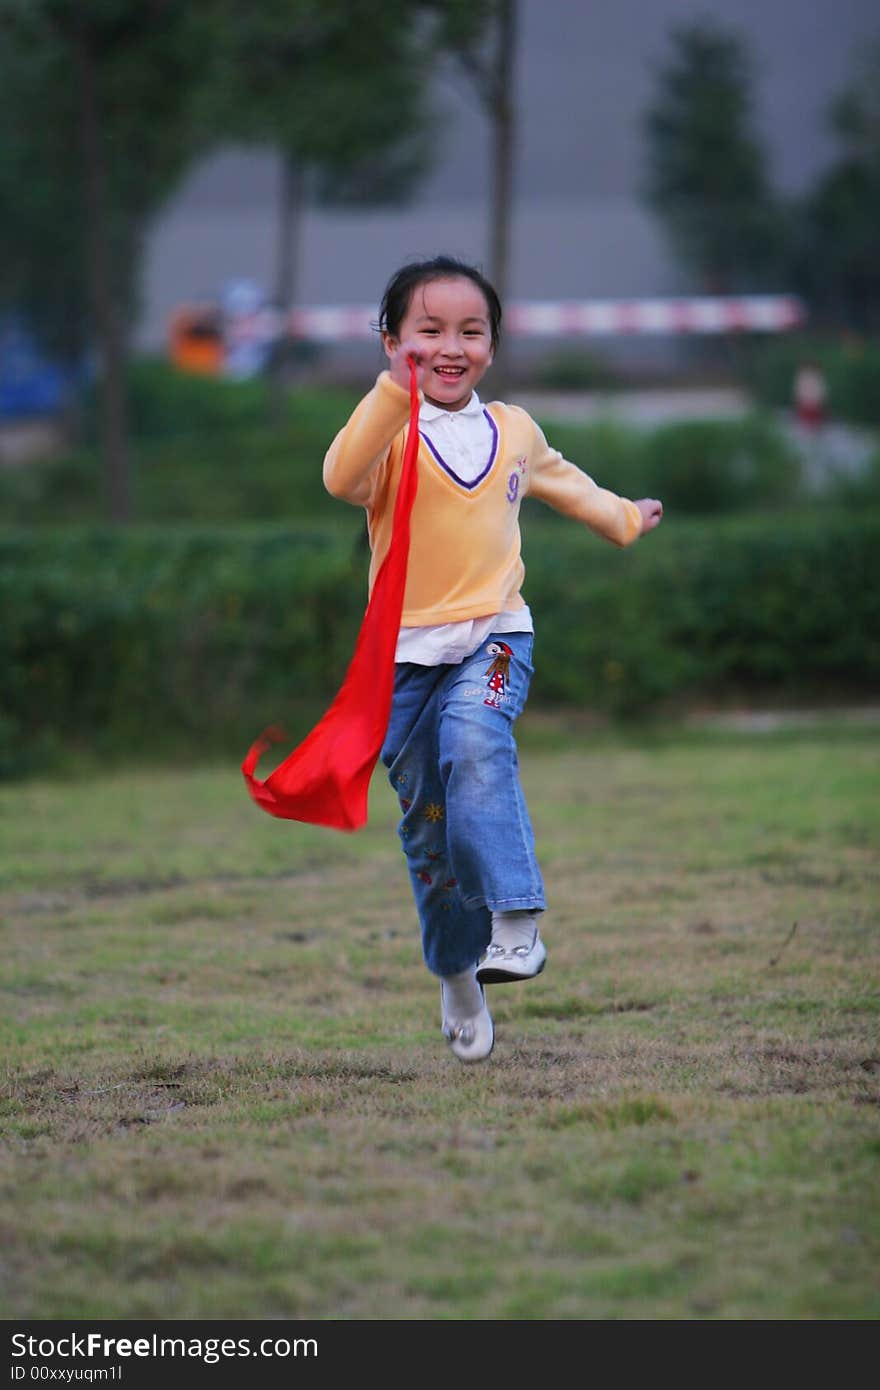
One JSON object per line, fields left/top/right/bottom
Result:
{"left": 383, "top": 277, "right": 494, "bottom": 411}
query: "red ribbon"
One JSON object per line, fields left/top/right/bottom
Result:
{"left": 242, "top": 358, "right": 420, "bottom": 831}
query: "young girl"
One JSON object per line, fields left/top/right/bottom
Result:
{"left": 323, "top": 256, "right": 662, "bottom": 1063}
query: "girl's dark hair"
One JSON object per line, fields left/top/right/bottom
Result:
{"left": 379, "top": 256, "right": 502, "bottom": 349}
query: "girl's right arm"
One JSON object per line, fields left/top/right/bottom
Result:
{"left": 323, "top": 372, "right": 415, "bottom": 507}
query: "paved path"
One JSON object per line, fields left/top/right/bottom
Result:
{"left": 516, "top": 386, "right": 751, "bottom": 426}
{"left": 684, "top": 706, "right": 880, "bottom": 733}
{"left": 0, "top": 419, "right": 62, "bottom": 466}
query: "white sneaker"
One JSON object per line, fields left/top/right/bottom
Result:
{"left": 476, "top": 928, "right": 547, "bottom": 984}
{"left": 440, "top": 981, "right": 494, "bottom": 1063}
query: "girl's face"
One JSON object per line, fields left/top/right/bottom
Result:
{"left": 383, "top": 276, "right": 494, "bottom": 411}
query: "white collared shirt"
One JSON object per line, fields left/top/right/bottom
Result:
{"left": 417, "top": 390, "right": 496, "bottom": 484}
{"left": 395, "top": 391, "right": 534, "bottom": 666}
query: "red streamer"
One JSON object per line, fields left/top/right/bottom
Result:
{"left": 242, "top": 358, "right": 420, "bottom": 831}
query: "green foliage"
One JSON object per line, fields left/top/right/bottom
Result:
{"left": 798, "top": 40, "right": 880, "bottom": 331}
{"left": 114, "top": 357, "right": 352, "bottom": 443}
{"left": 2, "top": 513, "right": 878, "bottom": 773}
{"left": 526, "top": 512, "right": 880, "bottom": 715}
{"left": 743, "top": 334, "right": 880, "bottom": 428}
{"left": 0, "top": 526, "right": 368, "bottom": 776}
{"left": 0, "top": 19, "right": 87, "bottom": 363}
{"left": 211, "top": 0, "right": 434, "bottom": 209}
{"left": 637, "top": 415, "right": 802, "bottom": 514}
{"left": 0, "top": 363, "right": 364, "bottom": 523}
{"left": 825, "top": 450, "right": 880, "bottom": 507}
{"left": 531, "top": 352, "right": 620, "bottom": 391}
{"left": 528, "top": 413, "right": 803, "bottom": 516}
{"left": 0, "top": 1, "right": 220, "bottom": 360}
{"left": 0, "top": 364, "right": 808, "bottom": 524}
{"left": 641, "top": 17, "right": 785, "bottom": 289}
{"left": 640, "top": 23, "right": 880, "bottom": 332}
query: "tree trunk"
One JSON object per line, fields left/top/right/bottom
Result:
{"left": 487, "top": 0, "right": 517, "bottom": 394}
{"left": 73, "top": 22, "right": 132, "bottom": 523}
{"left": 276, "top": 151, "right": 303, "bottom": 312}
{"left": 268, "top": 150, "right": 304, "bottom": 423}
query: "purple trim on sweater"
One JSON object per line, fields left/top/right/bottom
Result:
{"left": 419, "top": 409, "right": 499, "bottom": 491}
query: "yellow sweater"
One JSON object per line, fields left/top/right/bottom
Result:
{"left": 323, "top": 371, "right": 643, "bottom": 626}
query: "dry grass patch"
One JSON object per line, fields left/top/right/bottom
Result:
{"left": 1, "top": 725, "right": 878, "bottom": 1318}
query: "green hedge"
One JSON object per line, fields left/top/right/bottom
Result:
{"left": 526, "top": 512, "right": 880, "bottom": 713}
{"left": 85, "top": 356, "right": 339, "bottom": 441}
{"left": 2, "top": 513, "right": 878, "bottom": 775}
{"left": 0, "top": 359, "right": 812, "bottom": 524}
{"left": 0, "top": 523, "right": 366, "bottom": 775}
{"left": 0, "top": 362, "right": 361, "bottom": 524}
{"left": 535, "top": 413, "right": 803, "bottom": 516}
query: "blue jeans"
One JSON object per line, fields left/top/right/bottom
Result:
{"left": 381, "top": 631, "right": 545, "bottom": 978}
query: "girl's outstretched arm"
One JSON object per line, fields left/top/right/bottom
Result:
{"left": 523, "top": 413, "right": 644, "bottom": 547}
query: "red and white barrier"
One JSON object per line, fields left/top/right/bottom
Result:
{"left": 287, "top": 295, "right": 805, "bottom": 342}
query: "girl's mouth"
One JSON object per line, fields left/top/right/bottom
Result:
{"left": 434, "top": 366, "right": 465, "bottom": 379}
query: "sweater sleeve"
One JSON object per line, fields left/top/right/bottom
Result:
{"left": 323, "top": 370, "right": 416, "bottom": 507}
{"left": 523, "top": 412, "right": 643, "bottom": 547}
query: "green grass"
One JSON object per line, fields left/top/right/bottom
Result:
{"left": 1, "top": 722, "right": 879, "bottom": 1319}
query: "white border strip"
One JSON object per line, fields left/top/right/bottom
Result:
{"left": 285, "top": 295, "right": 805, "bottom": 341}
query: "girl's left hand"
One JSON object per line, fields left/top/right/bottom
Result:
{"left": 635, "top": 498, "right": 663, "bottom": 534}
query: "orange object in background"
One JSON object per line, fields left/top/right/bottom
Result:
{"left": 169, "top": 305, "right": 225, "bottom": 375}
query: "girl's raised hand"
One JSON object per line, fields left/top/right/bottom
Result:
{"left": 635, "top": 498, "right": 663, "bottom": 535}
{"left": 386, "top": 340, "right": 426, "bottom": 394}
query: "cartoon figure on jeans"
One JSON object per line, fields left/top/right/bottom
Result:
{"left": 483, "top": 641, "right": 513, "bottom": 709}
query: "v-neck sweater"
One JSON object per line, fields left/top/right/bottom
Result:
{"left": 323, "top": 371, "right": 643, "bottom": 627}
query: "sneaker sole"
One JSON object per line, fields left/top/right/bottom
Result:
{"left": 476, "top": 956, "right": 547, "bottom": 985}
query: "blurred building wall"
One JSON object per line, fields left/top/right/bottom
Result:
{"left": 139, "top": 181, "right": 684, "bottom": 353}
{"left": 138, "top": 0, "right": 879, "bottom": 371}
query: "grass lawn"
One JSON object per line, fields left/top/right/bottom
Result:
{"left": 1, "top": 721, "right": 878, "bottom": 1320}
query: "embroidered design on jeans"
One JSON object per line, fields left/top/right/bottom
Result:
{"left": 483, "top": 641, "right": 513, "bottom": 710}
{"left": 506, "top": 457, "right": 526, "bottom": 503}
{"left": 439, "top": 879, "right": 457, "bottom": 908}
{"left": 423, "top": 802, "right": 444, "bottom": 822}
